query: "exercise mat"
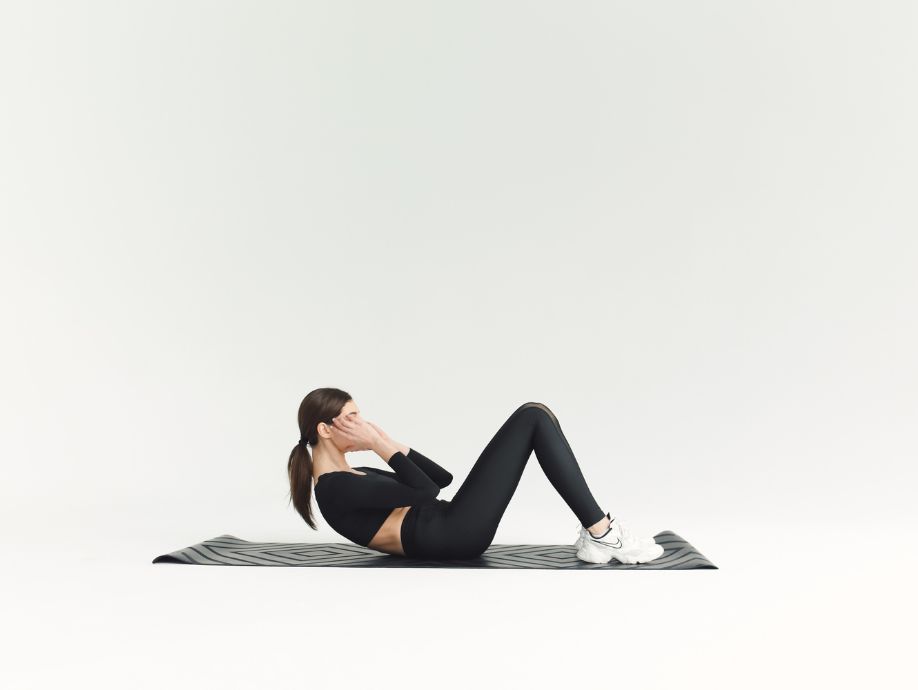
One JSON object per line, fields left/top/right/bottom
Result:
{"left": 153, "top": 530, "right": 716, "bottom": 569}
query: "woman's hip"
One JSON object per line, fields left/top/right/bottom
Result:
{"left": 402, "top": 499, "right": 490, "bottom": 560}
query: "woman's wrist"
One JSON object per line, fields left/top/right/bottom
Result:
{"left": 389, "top": 439, "right": 410, "bottom": 456}
{"left": 373, "top": 438, "right": 401, "bottom": 463}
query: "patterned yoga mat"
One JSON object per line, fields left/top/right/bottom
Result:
{"left": 152, "top": 530, "right": 717, "bottom": 569}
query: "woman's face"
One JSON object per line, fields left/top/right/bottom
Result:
{"left": 327, "top": 399, "right": 361, "bottom": 452}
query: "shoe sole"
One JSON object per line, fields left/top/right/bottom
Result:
{"left": 576, "top": 544, "right": 612, "bottom": 564}
{"left": 575, "top": 530, "right": 655, "bottom": 551}
{"left": 577, "top": 540, "right": 664, "bottom": 565}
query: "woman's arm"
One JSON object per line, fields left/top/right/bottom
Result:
{"left": 361, "top": 450, "right": 453, "bottom": 489}
{"left": 365, "top": 421, "right": 453, "bottom": 488}
{"left": 369, "top": 442, "right": 440, "bottom": 494}
{"left": 328, "top": 460, "right": 439, "bottom": 509}
{"left": 331, "top": 414, "right": 441, "bottom": 496}
{"left": 406, "top": 448, "right": 453, "bottom": 488}
{"left": 371, "top": 437, "right": 405, "bottom": 463}
{"left": 365, "top": 421, "right": 410, "bottom": 456}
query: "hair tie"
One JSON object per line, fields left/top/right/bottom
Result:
{"left": 298, "top": 437, "right": 309, "bottom": 447}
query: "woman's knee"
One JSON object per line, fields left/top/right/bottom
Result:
{"left": 514, "top": 401, "right": 557, "bottom": 424}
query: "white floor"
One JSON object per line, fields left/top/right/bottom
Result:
{"left": 4, "top": 517, "right": 914, "bottom": 690}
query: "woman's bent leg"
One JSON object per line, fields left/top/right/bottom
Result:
{"left": 440, "top": 402, "right": 607, "bottom": 557}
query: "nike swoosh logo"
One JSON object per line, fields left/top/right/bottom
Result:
{"left": 591, "top": 536, "right": 622, "bottom": 549}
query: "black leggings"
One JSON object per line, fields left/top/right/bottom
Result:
{"left": 401, "top": 402, "right": 607, "bottom": 559}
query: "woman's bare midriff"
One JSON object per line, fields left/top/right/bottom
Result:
{"left": 367, "top": 506, "right": 410, "bottom": 556}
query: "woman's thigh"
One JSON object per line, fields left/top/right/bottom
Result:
{"left": 437, "top": 403, "right": 546, "bottom": 555}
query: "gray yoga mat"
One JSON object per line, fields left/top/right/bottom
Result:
{"left": 152, "top": 530, "right": 717, "bottom": 569}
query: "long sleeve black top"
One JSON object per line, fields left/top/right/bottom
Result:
{"left": 314, "top": 448, "right": 453, "bottom": 547}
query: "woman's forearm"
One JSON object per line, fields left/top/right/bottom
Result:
{"left": 364, "top": 421, "right": 410, "bottom": 460}
{"left": 372, "top": 438, "right": 407, "bottom": 463}
{"left": 389, "top": 439, "right": 410, "bottom": 456}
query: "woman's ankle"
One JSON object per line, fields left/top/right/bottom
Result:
{"left": 587, "top": 514, "right": 611, "bottom": 537}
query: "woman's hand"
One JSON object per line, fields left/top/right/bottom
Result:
{"left": 366, "top": 420, "right": 410, "bottom": 458}
{"left": 331, "top": 413, "right": 383, "bottom": 452}
{"left": 365, "top": 420, "right": 392, "bottom": 444}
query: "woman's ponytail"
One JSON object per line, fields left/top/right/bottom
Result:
{"left": 287, "top": 387, "right": 352, "bottom": 530}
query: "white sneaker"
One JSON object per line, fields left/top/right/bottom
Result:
{"left": 573, "top": 525, "right": 656, "bottom": 554}
{"left": 575, "top": 513, "right": 664, "bottom": 564}
{"left": 573, "top": 512, "right": 656, "bottom": 552}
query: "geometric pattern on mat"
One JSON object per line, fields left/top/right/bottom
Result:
{"left": 153, "top": 530, "right": 717, "bottom": 569}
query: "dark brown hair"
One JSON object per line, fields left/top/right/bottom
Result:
{"left": 287, "top": 387, "right": 352, "bottom": 529}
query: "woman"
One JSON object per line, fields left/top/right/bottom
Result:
{"left": 288, "top": 387, "right": 663, "bottom": 564}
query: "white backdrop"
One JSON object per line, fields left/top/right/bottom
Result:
{"left": 2, "top": 2, "right": 915, "bottom": 688}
